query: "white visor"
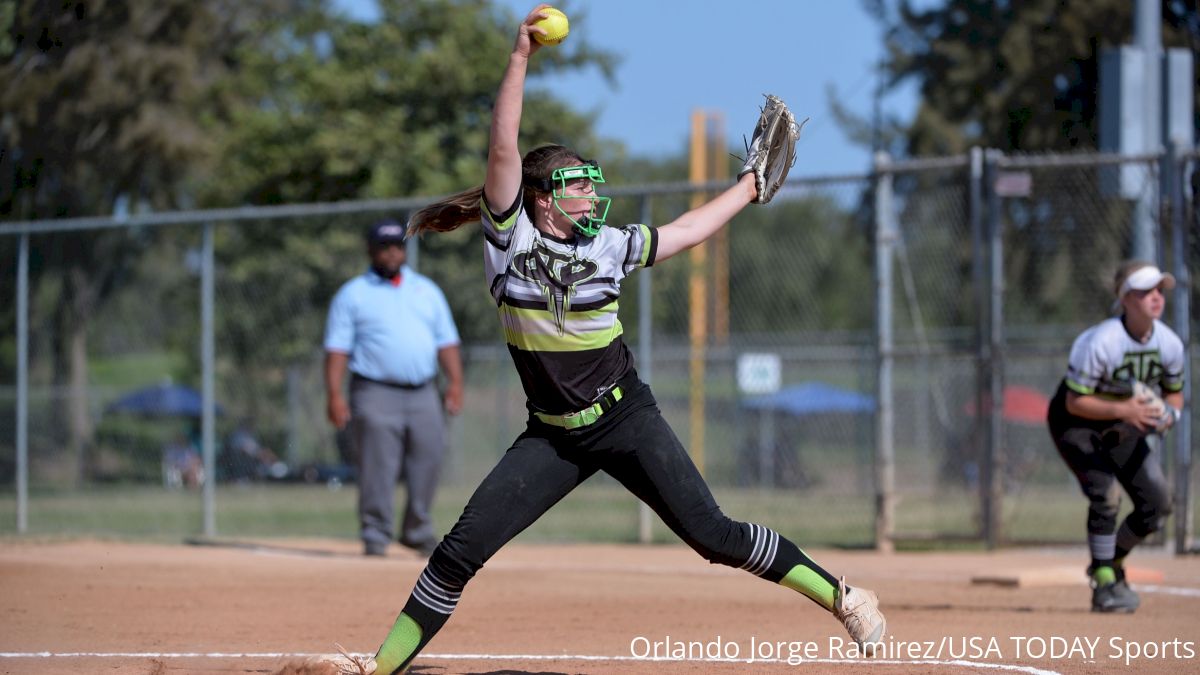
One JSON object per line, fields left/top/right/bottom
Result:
{"left": 1112, "top": 265, "right": 1176, "bottom": 312}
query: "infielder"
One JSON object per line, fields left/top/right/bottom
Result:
{"left": 334, "top": 5, "right": 884, "bottom": 673}
{"left": 1046, "top": 260, "right": 1184, "bottom": 613}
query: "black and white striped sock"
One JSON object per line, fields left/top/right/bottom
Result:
{"left": 739, "top": 523, "right": 781, "bottom": 578}
{"left": 410, "top": 565, "right": 464, "bottom": 616}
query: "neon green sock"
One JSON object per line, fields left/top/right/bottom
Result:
{"left": 1092, "top": 565, "right": 1116, "bottom": 586}
{"left": 780, "top": 564, "right": 836, "bottom": 611}
{"left": 374, "top": 612, "right": 423, "bottom": 675}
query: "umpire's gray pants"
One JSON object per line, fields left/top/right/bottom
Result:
{"left": 350, "top": 377, "right": 445, "bottom": 548}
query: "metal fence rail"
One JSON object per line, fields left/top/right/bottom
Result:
{"left": 2, "top": 147, "right": 1196, "bottom": 552}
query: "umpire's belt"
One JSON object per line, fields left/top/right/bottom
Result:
{"left": 534, "top": 385, "right": 624, "bottom": 430}
{"left": 351, "top": 373, "right": 431, "bottom": 390}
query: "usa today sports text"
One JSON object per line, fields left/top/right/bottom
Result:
{"left": 629, "top": 634, "right": 1196, "bottom": 665}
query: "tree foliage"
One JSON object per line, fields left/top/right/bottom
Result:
{"left": 847, "top": 0, "right": 1199, "bottom": 156}
{"left": 0, "top": 0, "right": 620, "bottom": 468}
{"left": 0, "top": 0, "right": 281, "bottom": 471}
{"left": 192, "top": 0, "right": 621, "bottom": 382}
{"left": 198, "top": 0, "right": 617, "bottom": 205}
{"left": 833, "top": 0, "right": 1199, "bottom": 339}
{"left": 0, "top": 0, "right": 275, "bottom": 219}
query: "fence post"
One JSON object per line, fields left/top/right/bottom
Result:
{"left": 873, "top": 151, "right": 896, "bottom": 553}
{"left": 982, "top": 150, "right": 1006, "bottom": 549}
{"left": 16, "top": 233, "right": 30, "bottom": 533}
{"left": 968, "top": 148, "right": 987, "bottom": 543}
{"left": 1164, "top": 141, "right": 1193, "bottom": 554}
{"left": 201, "top": 221, "right": 217, "bottom": 537}
{"left": 637, "top": 195, "right": 654, "bottom": 545}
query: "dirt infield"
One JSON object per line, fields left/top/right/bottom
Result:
{"left": 1, "top": 538, "right": 1198, "bottom": 674}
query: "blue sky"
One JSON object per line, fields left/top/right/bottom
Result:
{"left": 337, "top": 1, "right": 919, "bottom": 176}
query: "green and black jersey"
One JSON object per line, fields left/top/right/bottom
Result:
{"left": 1062, "top": 317, "right": 1185, "bottom": 397}
{"left": 482, "top": 194, "right": 657, "bottom": 414}
{"left": 1048, "top": 316, "right": 1185, "bottom": 431}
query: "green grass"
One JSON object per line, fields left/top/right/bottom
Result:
{"left": 889, "top": 490, "right": 1093, "bottom": 545}
{"left": 90, "top": 352, "right": 189, "bottom": 392}
{"left": 6, "top": 479, "right": 1185, "bottom": 551}
{"left": 0, "top": 484, "right": 644, "bottom": 544}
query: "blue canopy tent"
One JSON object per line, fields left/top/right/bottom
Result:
{"left": 98, "top": 383, "right": 224, "bottom": 487}
{"left": 741, "top": 382, "right": 875, "bottom": 416}
{"left": 106, "top": 383, "right": 224, "bottom": 418}
{"left": 739, "top": 382, "right": 875, "bottom": 488}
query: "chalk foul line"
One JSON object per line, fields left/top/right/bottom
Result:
{"left": 0, "top": 651, "right": 1061, "bottom": 674}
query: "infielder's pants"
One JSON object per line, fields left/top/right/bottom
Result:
{"left": 398, "top": 374, "right": 832, "bottom": 642}
{"left": 1052, "top": 421, "right": 1172, "bottom": 539}
{"left": 350, "top": 378, "right": 445, "bottom": 549}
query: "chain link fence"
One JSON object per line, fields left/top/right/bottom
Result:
{"left": 1, "top": 149, "right": 1196, "bottom": 551}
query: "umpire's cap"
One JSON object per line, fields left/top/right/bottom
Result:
{"left": 367, "top": 219, "right": 407, "bottom": 245}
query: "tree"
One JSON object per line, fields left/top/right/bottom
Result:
{"left": 832, "top": 0, "right": 1199, "bottom": 335}
{"left": 192, "top": 0, "right": 620, "bottom": 392}
{"left": 0, "top": 0, "right": 620, "bottom": 473}
{"left": 199, "top": 0, "right": 617, "bottom": 206}
{"left": 850, "top": 0, "right": 1199, "bottom": 156}
{"left": 0, "top": 0, "right": 280, "bottom": 477}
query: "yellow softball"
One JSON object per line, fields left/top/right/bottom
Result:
{"left": 533, "top": 7, "right": 569, "bottom": 46}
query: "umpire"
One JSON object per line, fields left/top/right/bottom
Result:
{"left": 324, "top": 219, "right": 463, "bottom": 557}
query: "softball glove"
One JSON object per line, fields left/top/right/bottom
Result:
{"left": 738, "top": 94, "right": 807, "bottom": 204}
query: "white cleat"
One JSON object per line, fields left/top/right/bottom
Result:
{"left": 834, "top": 576, "right": 886, "bottom": 655}
{"left": 323, "top": 643, "right": 377, "bottom": 675}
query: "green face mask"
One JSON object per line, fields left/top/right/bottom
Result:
{"left": 549, "top": 163, "right": 611, "bottom": 238}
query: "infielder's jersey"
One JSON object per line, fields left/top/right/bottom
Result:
{"left": 1061, "top": 317, "right": 1185, "bottom": 398}
{"left": 481, "top": 195, "right": 658, "bottom": 414}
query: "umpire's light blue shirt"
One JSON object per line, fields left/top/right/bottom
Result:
{"left": 324, "top": 266, "right": 460, "bottom": 385}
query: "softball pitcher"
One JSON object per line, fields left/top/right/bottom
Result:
{"left": 1046, "top": 260, "right": 1184, "bottom": 613}
{"left": 336, "top": 6, "right": 884, "bottom": 673}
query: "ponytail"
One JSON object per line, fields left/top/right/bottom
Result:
{"left": 409, "top": 186, "right": 485, "bottom": 235}
{"left": 409, "top": 144, "right": 584, "bottom": 235}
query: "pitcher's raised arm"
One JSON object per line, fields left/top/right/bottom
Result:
{"left": 484, "top": 5, "right": 552, "bottom": 214}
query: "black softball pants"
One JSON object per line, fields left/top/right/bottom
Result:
{"left": 399, "top": 372, "right": 818, "bottom": 641}
{"left": 1051, "top": 420, "right": 1173, "bottom": 538}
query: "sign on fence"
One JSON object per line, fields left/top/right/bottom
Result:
{"left": 737, "top": 353, "right": 781, "bottom": 395}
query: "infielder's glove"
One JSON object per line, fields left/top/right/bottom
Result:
{"left": 1133, "top": 381, "right": 1178, "bottom": 433}
{"left": 738, "top": 94, "right": 807, "bottom": 204}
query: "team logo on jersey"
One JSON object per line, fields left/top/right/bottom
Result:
{"left": 511, "top": 242, "right": 599, "bottom": 335}
{"left": 1113, "top": 350, "right": 1166, "bottom": 389}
